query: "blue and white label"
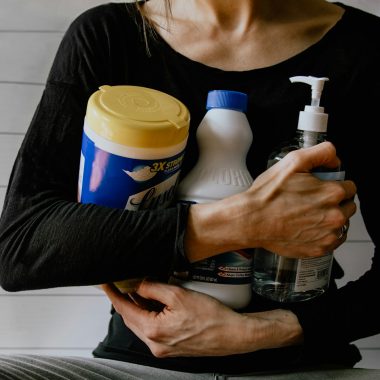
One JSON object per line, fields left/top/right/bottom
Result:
{"left": 313, "top": 170, "right": 345, "bottom": 181}
{"left": 79, "top": 131, "right": 185, "bottom": 210}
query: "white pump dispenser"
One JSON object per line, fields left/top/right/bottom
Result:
{"left": 252, "top": 75, "right": 345, "bottom": 303}
{"left": 290, "top": 76, "right": 329, "bottom": 136}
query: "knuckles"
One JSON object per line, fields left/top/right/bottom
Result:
{"left": 142, "top": 322, "right": 163, "bottom": 341}
{"left": 165, "top": 285, "right": 187, "bottom": 304}
{"left": 283, "top": 150, "right": 304, "bottom": 170}
{"left": 150, "top": 344, "right": 171, "bottom": 358}
{"left": 144, "top": 331, "right": 175, "bottom": 358}
{"left": 328, "top": 182, "right": 347, "bottom": 203}
{"left": 317, "top": 181, "right": 345, "bottom": 205}
{"left": 326, "top": 207, "right": 346, "bottom": 229}
{"left": 305, "top": 246, "right": 330, "bottom": 258}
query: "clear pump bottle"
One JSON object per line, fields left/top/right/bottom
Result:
{"left": 173, "top": 90, "right": 254, "bottom": 310}
{"left": 252, "top": 76, "right": 345, "bottom": 303}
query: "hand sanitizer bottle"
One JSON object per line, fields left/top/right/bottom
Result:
{"left": 252, "top": 76, "right": 345, "bottom": 303}
{"left": 173, "top": 90, "right": 254, "bottom": 310}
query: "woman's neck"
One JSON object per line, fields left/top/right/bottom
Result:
{"left": 144, "top": 0, "right": 345, "bottom": 71}
{"left": 184, "top": 0, "right": 258, "bottom": 33}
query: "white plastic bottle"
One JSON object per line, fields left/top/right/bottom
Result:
{"left": 173, "top": 90, "right": 254, "bottom": 310}
{"left": 252, "top": 76, "right": 345, "bottom": 303}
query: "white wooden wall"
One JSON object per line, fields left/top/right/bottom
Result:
{"left": 0, "top": 0, "right": 379, "bottom": 368}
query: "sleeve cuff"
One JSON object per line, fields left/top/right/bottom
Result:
{"left": 172, "top": 202, "right": 192, "bottom": 272}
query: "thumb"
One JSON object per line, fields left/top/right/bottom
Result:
{"left": 280, "top": 141, "right": 341, "bottom": 173}
{"left": 101, "top": 283, "right": 155, "bottom": 318}
{"left": 136, "top": 280, "right": 183, "bottom": 307}
{"left": 101, "top": 283, "right": 131, "bottom": 312}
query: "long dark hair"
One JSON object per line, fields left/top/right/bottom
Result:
{"left": 132, "top": 0, "right": 172, "bottom": 55}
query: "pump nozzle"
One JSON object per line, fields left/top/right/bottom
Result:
{"left": 289, "top": 76, "right": 330, "bottom": 133}
{"left": 290, "top": 76, "right": 329, "bottom": 106}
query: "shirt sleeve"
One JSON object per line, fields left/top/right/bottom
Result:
{"left": 0, "top": 6, "right": 190, "bottom": 291}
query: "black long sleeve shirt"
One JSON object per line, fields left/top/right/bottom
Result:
{"left": 0, "top": 2, "right": 379, "bottom": 374}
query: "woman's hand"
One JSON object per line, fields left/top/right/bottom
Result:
{"left": 101, "top": 281, "right": 303, "bottom": 358}
{"left": 186, "top": 142, "right": 357, "bottom": 262}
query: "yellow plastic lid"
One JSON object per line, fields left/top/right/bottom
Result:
{"left": 85, "top": 85, "right": 190, "bottom": 148}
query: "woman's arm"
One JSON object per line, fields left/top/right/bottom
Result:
{"left": 185, "top": 142, "right": 356, "bottom": 263}
{"left": 0, "top": 8, "right": 190, "bottom": 291}
{"left": 101, "top": 281, "right": 303, "bottom": 358}
{"left": 0, "top": 82, "right": 355, "bottom": 294}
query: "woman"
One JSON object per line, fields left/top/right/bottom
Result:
{"left": 0, "top": 0, "right": 379, "bottom": 378}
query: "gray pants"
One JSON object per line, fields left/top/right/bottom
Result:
{"left": 0, "top": 355, "right": 380, "bottom": 380}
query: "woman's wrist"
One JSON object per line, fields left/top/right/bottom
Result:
{"left": 207, "top": 309, "right": 304, "bottom": 355}
{"left": 244, "top": 309, "right": 304, "bottom": 351}
{"left": 183, "top": 194, "right": 251, "bottom": 263}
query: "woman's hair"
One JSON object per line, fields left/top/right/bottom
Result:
{"left": 132, "top": 0, "right": 172, "bottom": 55}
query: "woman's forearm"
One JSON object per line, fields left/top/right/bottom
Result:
{"left": 184, "top": 142, "right": 357, "bottom": 263}
{"left": 184, "top": 197, "right": 246, "bottom": 263}
{"left": 102, "top": 281, "right": 304, "bottom": 357}
{"left": 243, "top": 310, "right": 304, "bottom": 351}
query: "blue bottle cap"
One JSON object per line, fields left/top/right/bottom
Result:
{"left": 206, "top": 90, "right": 248, "bottom": 112}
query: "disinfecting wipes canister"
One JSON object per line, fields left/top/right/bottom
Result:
{"left": 78, "top": 85, "right": 190, "bottom": 291}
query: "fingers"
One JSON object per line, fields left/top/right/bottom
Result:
{"left": 340, "top": 198, "right": 357, "bottom": 220}
{"left": 101, "top": 283, "right": 149, "bottom": 319}
{"left": 340, "top": 180, "right": 357, "bottom": 202}
{"left": 101, "top": 283, "right": 164, "bottom": 349}
{"left": 336, "top": 220, "right": 350, "bottom": 240}
{"left": 100, "top": 283, "right": 124, "bottom": 305}
{"left": 136, "top": 280, "right": 185, "bottom": 307}
{"left": 326, "top": 199, "right": 355, "bottom": 251}
{"left": 279, "top": 142, "right": 340, "bottom": 173}
{"left": 101, "top": 281, "right": 182, "bottom": 321}
{"left": 321, "top": 180, "right": 357, "bottom": 207}
{"left": 320, "top": 183, "right": 356, "bottom": 233}
{"left": 329, "top": 220, "right": 349, "bottom": 250}
{"left": 101, "top": 281, "right": 180, "bottom": 311}
{"left": 325, "top": 197, "right": 356, "bottom": 246}
{"left": 274, "top": 141, "right": 357, "bottom": 201}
